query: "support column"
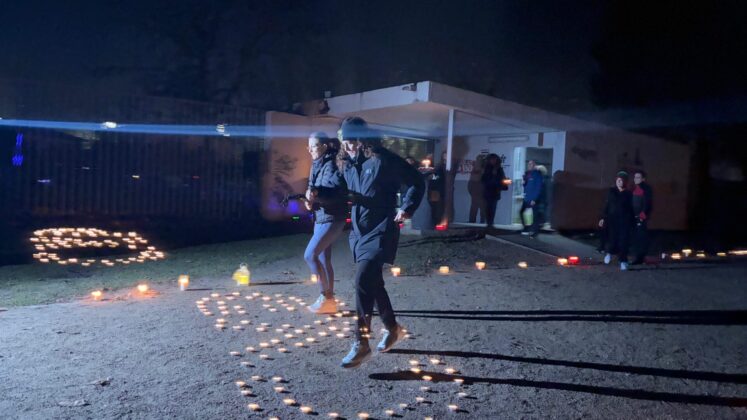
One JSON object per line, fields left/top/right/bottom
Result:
{"left": 443, "top": 108, "right": 455, "bottom": 226}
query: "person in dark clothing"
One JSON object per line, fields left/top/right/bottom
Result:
{"left": 520, "top": 160, "right": 544, "bottom": 236}
{"left": 303, "top": 132, "right": 348, "bottom": 314}
{"left": 599, "top": 171, "right": 635, "bottom": 270}
{"left": 467, "top": 154, "right": 487, "bottom": 223}
{"left": 480, "top": 153, "right": 508, "bottom": 228}
{"left": 631, "top": 170, "right": 653, "bottom": 264}
{"left": 336, "top": 117, "right": 425, "bottom": 369}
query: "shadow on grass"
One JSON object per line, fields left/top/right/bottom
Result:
{"left": 387, "top": 348, "right": 747, "bottom": 384}
{"left": 393, "top": 309, "right": 747, "bottom": 325}
{"left": 369, "top": 370, "right": 747, "bottom": 407}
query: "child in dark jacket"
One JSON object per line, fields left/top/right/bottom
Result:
{"left": 599, "top": 171, "right": 635, "bottom": 270}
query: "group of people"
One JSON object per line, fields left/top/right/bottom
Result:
{"left": 598, "top": 170, "right": 653, "bottom": 270}
{"left": 300, "top": 117, "right": 424, "bottom": 369}
{"left": 470, "top": 156, "right": 548, "bottom": 235}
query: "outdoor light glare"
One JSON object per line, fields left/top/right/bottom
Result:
{"left": 557, "top": 258, "right": 568, "bottom": 266}
{"left": 137, "top": 284, "right": 149, "bottom": 293}
{"left": 390, "top": 266, "right": 401, "bottom": 276}
{"left": 91, "top": 290, "right": 103, "bottom": 300}
{"left": 438, "top": 266, "right": 449, "bottom": 274}
{"left": 518, "top": 261, "right": 528, "bottom": 268}
{"left": 475, "top": 261, "right": 486, "bottom": 270}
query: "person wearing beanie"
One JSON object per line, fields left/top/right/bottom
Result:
{"left": 336, "top": 116, "right": 425, "bottom": 368}
{"left": 598, "top": 171, "right": 635, "bottom": 270}
{"left": 631, "top": 170, "right": 654, "bottom": 264}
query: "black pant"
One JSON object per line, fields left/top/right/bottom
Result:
{"left": 484, "top": 196, "right": 498, "bottom": 227}
{"left": 606, "top": 222, "right": 631, "bottom": 263}
{"left": 354, "top": 258, "right": 396, "bottom": 340}
{"left": 520, "top": 201, "right": 543, "bottom": 234}
{"left": 632, "top": 220, "right": 649, "bottom": 263}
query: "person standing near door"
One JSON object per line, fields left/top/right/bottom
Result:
{"left": 631, "top": 170, "right": 653, "bottom": 264}
{"left": 520, "top": 160, "right": 544, "bottom": 236}
{"left": 337, "top": 116, "right": 425, "bottom": 368}
{"left": 480, "top": 153, "right": 507, "bottom": 228}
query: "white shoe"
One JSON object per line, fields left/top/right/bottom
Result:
{"left": 620, "top": 262, "right": 628, "bottom": 271}
{"left": 376, "top": 324, "right": 405, "bottom": 353}
{"left": 520, "top": 231, "right": 531, "bottom": 236}
{"left": 603, "top": 253, "right": 611, "bottom": 265}
{"left": 341, "top": 340, "right": 372, "bottom": 368}
{"left": 308, "top": 295, "right": 337, "bottom": 314}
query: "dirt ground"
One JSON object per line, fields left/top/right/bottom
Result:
{"left": 1, "top": 234, "right": 746, "bottom": 419}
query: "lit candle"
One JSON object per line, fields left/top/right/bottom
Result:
{"left": 247, "top": 403, "right": 260, "bottom": 411}
{"left": 454, "top": 378, "right": 464, "bottom": 384}
{"left": 137, "top": 283, "right": 149, "bottom": 293}
{"left": 235, "top": 380, "right": 247, "bottom": 388}
{"left": 682, "top": 249, "right": 692, "bottom": 257}
{"left": 429, "top": 358, "right": 440, "bottom": 365}
{"left": 305, "top": 337, "right": 315, "bottom": 343}
{"left": 409, "top": 360, "right": 419, "bottom": 366}
{"left": 415, "top": 397, "right": 425, "bottom": 403}
{"left": 232, "top": 325, "right": 243, "bottom": 331}
{"left": 274, "top": 386, "right": 285, "bottom": 392}
{"left": 444, "top": 367, "right": 456, "bottom": 374}
{"left": 475, "top": 261, "right": 486, "bottom": 270}
{"left": 391, "top": 267, "right": 401, "bottom": 276}
{"left": 171, "top": 273, "right": 187, "bottom": 291}
{"left": 422, "top": 375, "right": 433, "bottom": 381}
{"left": 448, "top": 404, "right": 458, "bottom": 411}
{"left": 272, "top": 376, "right": 283, "bottom": 382}
{"left": 240, "top": 320, "right": 250, "bottom": 325}
{"left": 458, "top": 392, "right": 468, "bottom": 398}
{"left": 229, "top": 351, "right": 241, "bottom": 357}
{"left": 283, "top": 398, "right": 296, "bottom": 406}
{"left": 438, "top": 266, "right": 450, "bottom": 274}
{"left": 420, "top": 386, "right": 430, "bottom": 391}
{"left": 91, "top": 290, "right": 103, "bottom": 300}
{"left": 240, "top": 389, "right": 253, "bottom": 396}
{"left": 246, "top": 346, "right": 256, "bottom": 352}
{"left": 300, "top": 406, "right": 312, "bottom": 414}
{"left": 251, "top": 375, "right": 263, "bottom": 381}
{"left": 357, "top": 413, "right": 370, "bottom": 419}
{"left": 259, "top": 354, "right": 269, "bottom": 359}
{"left": 328, "top": 413, "right": 340, "bottom": 418}
{"left": 518, "top": 261, "right": 528, "bottom": 268}
{"left": 410, "top": 368, "right": 422, "bottom": 374}
{"left": 385, "top": 409, "right": 395, "bottom": 416}
{"left": 310, "top": 274, "right": 318, "bottom": 283}
{"left": 278, "top": 347, "right": 288, "bottom": 353}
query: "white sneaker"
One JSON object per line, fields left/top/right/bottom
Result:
{"left": 603, "top": 253, "right": 612, "bottom": 265}
{"left": 521, "top": 231, "right": 531, "bottom": 236}
{"left": 341, "top": 340, "right": 372, "bottom": 369}
{"left": 620, "top": 262, "right": 628, "bottom": 271}
{"left": 376, "top": 324, "right": 405, "bottom": 353}
{"left": 308, "top": 295, "right": 337, "bottom": 314}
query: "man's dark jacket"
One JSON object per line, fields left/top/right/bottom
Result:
{"left": 342, "top": 147, "right": 425, "bottom": 263}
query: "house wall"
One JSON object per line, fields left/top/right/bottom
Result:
{"left": 554, "top": 129, "right": 692, "bottom": 230}
{"left": 261, "top": 112, "right": 341, "bottom": 221}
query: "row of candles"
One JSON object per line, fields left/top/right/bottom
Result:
{"left": 662, "top": 248, "right": 747, "bottom": 260}
{"left": 199, "top": 289, "right": 464, "bottom": 417}
{"left": 390, "top": 260, "right": 533, "bottom": 277}
{"left": 90, "top": 274, "right": 190, "bottom": 300}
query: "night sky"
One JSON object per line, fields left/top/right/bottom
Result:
{"left": 2, "top": 1, "right": 746, "bottom": 117}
